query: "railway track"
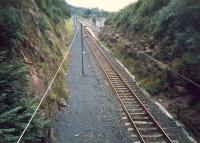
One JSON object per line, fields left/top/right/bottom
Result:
{"left": 82, "top": 24, "right": 174, "bottom": 143}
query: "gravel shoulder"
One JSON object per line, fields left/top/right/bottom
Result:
{"left": 51, "top": 27, "right": 134, "bottom": 143}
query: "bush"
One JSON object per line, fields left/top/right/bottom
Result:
{"left": 138, "top": 0, "right": 170, "bottom": 16}
{"left": 0, "top": 7, "right": 24, "bottom": 52}
{"left": 155, "top": 0, "right": 200, "bottom": 33}
{"left": 36, "top": 0, "right": 71, "bottom": 20}
{"left": 176, "top": 52, "right": 200, "bottom": 80}
{"left": 0, "top": 58, "right": 45, "bottom": 143}
{"left": 38, "top": 15, "right": 51, "bottom": 32}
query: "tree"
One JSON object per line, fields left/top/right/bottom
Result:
{"left": 0, "top": 5, "right": 45, "bottom": 143}
{"left": 84, "top": 9, "right": 92, "bottom": 17}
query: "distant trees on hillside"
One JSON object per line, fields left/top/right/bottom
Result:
{"left": 71, "top": 6, "right": 109, "bottom": 18}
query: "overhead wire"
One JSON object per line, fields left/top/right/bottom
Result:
{"left": 99, "top": 24, "right": 200, "bottom": 89}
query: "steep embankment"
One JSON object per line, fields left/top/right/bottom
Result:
{"left": 0, "top": 0, "right": 71, "bottom": 142}
{"left": 100, "top": 0, "right": 200, "bottom": 139}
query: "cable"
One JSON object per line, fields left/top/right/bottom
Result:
{"left": 16, "top": 25, "right": 80, "bottom": 143}
{"left": 140, "top": 51, "right": 200, "bottom": 89}
{"left": 97, "top": 25, "right": 200, "bottom": 89}
{"left": 117, "top": 36, "right": 200, "bottom": 89}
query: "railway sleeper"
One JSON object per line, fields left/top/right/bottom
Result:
{"left": 108, "top": 75, "right": 120, "bottom": 78}
{"left": 127, "top": 84, "right": 134, "bottom": 87}
{"left": 148, "top": 141, "right": 167, "bottom": 143}
{"left": 119, "top": 95, "right": 134, "bottom": 99}
{"left": 138, "top": 127, "right": 157, "bottom": 131}
{"left": 130, "top": 134, "right": 138, "bottom": 138}
{"left": 116, "top": 90, "right": 131, "bottom": 93}
{"left": 111, "top": 81, "right": 124, "bottom": 84}
{"left": 104, "top": 67, "right": 114, "bottom": 70}
{"left": 130, "top": 112, "right": 146, "bottom": 116}
{"left": 124, "top": 103, "right": 148, "bottom": 108}
{"left": 118, "top": 92, "right": 133, "bottom": 95}
{"left": 134, "top": 121, "right": 153, "bottom": 125}
{"left": 139, "top": 129, "right": 161, "bottom": 136}
{"left": 131, "top": 116, "right": 150, "bottom": 121}
{"left": 127, "top": 108, "right": 145, "bottom": 113}
{"left": 110, "top": 79, "right": 124, "bottom": 83}
{"left": 143, "top": 135, "right": 165, "bottom": 142}
{"left": 121, "top": 98, "right": 136, "bottom": 102}
{"left": 105, "top": 70, "right": 116, "bottom": 73}
{"left": 103, "top": 67, "right": 114, "bottom": 71}
{"left": 110, "top": 80, "right": 122, "bottom": 83}
{"left": 143, "top": 133, "right": 163, "bottom": 138}
{"left": 107, "top": 73, "right": 118, "bottom": 76}
{"left": 122, "top": 98, "right": 138, "bottom": 102}
{"left": 125, "top": 106, "right": 150, "bottom": 112}
{"left": 122, "top": 111, "right": 146, "bottom": 116}
{"left": 113, "top": 85, "right": 128, "bottom": 89}
{"left": 108, "top": 77, "right": 120, "bottom": 80}
{"left": 123, "top": 103, "right": 140, "bottom": 107}
{"left": 134, "top": 124, "right": 159, "bottom": 134}
{"left": 113, "top": 86, "right": 128, "bottom": 90}
{"left": 124, "top": 97, "right": 148, "bottom": 105}
{"left": 109, "top": 75, "right": 121, "bottom": 78}
{"left": 110, "top": 79, "right": 122, "bottom": 82}
{"left": 112, "top": 84, "right": 128, "bottom": 88}
{"left": 97, "top": 56, "right": 107, "bottom": 61}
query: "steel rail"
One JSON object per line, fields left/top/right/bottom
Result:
{"left": 84, "top": 32, "right": 146, "bottom": 143}
{"left": 83, "top": 26, "right": 173, "bottom": 143}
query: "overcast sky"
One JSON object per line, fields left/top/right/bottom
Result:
{"left": 66, "top": 0, "right": 138, "bottom": 12}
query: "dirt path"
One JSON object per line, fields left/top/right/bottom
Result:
{"left": 51, "top": 27, "right": 134, "bottom": 143}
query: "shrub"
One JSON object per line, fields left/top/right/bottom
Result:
{"left": 36, "top": 0, "right": 71, "bottom": 23}
{"left": 0, "top": 7, "right": 24, "bottom": 52}
{"left": 138, "top": 0, "right": 170, "bottom": 17}
{"left": 0, "top": 58, "right": 45, "bottom": 143}
{"left": 38, "top": 15, "right": 51, "bottom": 32}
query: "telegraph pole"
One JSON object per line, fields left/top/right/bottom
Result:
{"left": 81, "top": 23, "right": 84, "bottom": 75}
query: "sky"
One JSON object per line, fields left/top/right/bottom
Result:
{"left": 66, "top": 0, "right": 138, "bottom": 12}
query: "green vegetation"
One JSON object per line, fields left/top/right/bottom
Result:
{"left": 71, "top": 6, "right": 109, "bottom": 18}
{"left": 0, "top": 0, "right": 71, "bottom": 142}
{"left": 35, "top": 0, "right": 70, "bottom": 24}
{"left": 65, "top": 18, "right": 73, "bottom": 39}
{"left": 0, "top": 6, "right": 44, "bottom": 142}
{"left": 38, "top": 15, "right": 52, "bottom": 32}
{"left": 0, "top": 58, "right": 45, "bottom": 142}
{"left": 101, "top": 1, "right": 200, "bottom": 136}
{"left": 103, "top": 0, "right": 200, "bottom": 97}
